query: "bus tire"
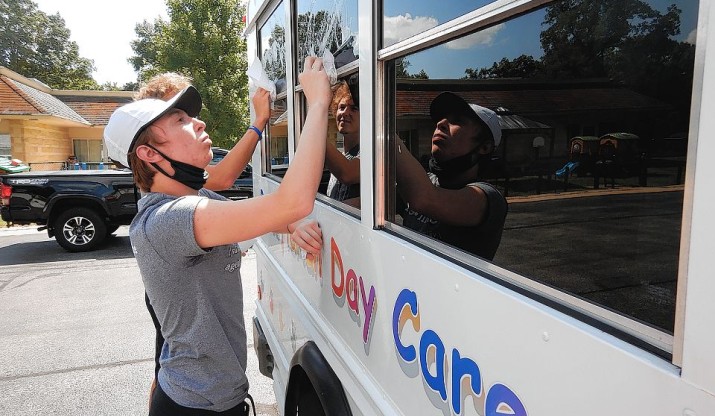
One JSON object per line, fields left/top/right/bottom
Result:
{"left": 284, "top": 341, "right": 352, "bottom": 416}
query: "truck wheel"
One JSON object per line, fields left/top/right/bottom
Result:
{"left": 54, "top": 208, "right": 107, "bottom": 252}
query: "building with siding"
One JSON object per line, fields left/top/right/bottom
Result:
{"left": 0, "top": 66, "right": 133, "bottom": 171}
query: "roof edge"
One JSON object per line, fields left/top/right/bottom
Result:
{"left": 0, "top": 66, "right": 135, "bottom": 98}
{"left": 0, "top": 66, "right": 52, "bottom": 94}
{"left": 54, "top": 90, "right": 134, "bottom": 98}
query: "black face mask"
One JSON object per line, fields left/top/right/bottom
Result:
{"left": 428, "top": 150, "right": 480, "bottom": 189}
{"left": 146, "top": 145, "right": 208, "bottom": 191}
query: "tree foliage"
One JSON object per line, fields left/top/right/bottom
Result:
{"left": 464, "top": 55, "right": 543, "bottom": 80}
{"left": 395, "top": 57, "right": 429, "bottom": 79}
{"left": 462, "top": 0, "right": 694, "bottom": 112}
{"left": 540, "top": 0, "right": 663, "bottom": 79}
{"left": 130, "top": 0, "right": 249, "bottom": 148}
{"left": 296, "top": 11, "right": 344, "bottom": 67}
{"left": 0, "top": 0, "right": 98, "bottom": 89}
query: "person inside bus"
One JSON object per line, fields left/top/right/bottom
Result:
{"left": 325, "top": 75, "right": 361, "bottom": 202}
{"left": 103, "top": 56, "right": 331, "bottom": 416}
{"left": 395, "top": 92, "right": 508, "bottom": 260}
{"left": 133, "top": 71, "right": 270, "bottom": 406}
{"left": 287, "top": 76, "right": 360, "bottom": 254}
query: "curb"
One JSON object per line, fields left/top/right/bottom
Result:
{"left": 0, "top": 225, "right": 43, "bottom": 236}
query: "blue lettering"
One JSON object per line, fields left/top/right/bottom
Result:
{"left": 486, "top": 383, "right": 527, "bottom": 416}
{"left": 420, "top": 330, "right": 447, "bottom": 401}
{"left": 392, "top": 288, "right": 528, "bottom": 415}
{"left": 393, "top": 289, "right": 419, "bottom": 362}
{"left": 451, "top": 349, "right": 483, "bottom": 415}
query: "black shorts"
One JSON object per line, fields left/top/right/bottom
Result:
{"left": 149, "top": 382, "right": 251, "bottom": 416}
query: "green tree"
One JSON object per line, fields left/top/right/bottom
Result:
{"left": 603, "top": 4, "right": 694, "bottom": 112}
{"left": 540, "top": 0, "right": 694, "bottom": 123}
{"left": 395, "top": 57, "right": 429, "bottom": 79}
{"left": 464, "top": 55, "right": 543, "bottom": 79}
{"left": 0, "top": 0, "right": 98, "bottom": 89}
{"left": 296, "top": 10, "right": 344, "bottom": 69}
{"left": 460, "top": 0, "right": 693, "bottom": 113}
{"left": 130, "top": 0, "right": 249, "bottom": 149}
{"left": 540, "top": 0, "right": 658, "bottom": 79}
{"left": 128, "top": 19, "right": 166, "bottom": 80}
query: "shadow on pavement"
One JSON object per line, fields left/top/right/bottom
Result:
{"left": 0, "top": 234, "right": 134, "bottom": 266}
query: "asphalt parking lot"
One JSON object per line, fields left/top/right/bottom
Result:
{"left": 0, "top": 226, "right": 277, "bottom": 416}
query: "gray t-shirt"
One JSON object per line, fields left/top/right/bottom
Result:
{"left": 130, "top": 189, "right": 247, "bottom": 411}
{"left": 326, "top": 145, "right": 360, "bottom": 201}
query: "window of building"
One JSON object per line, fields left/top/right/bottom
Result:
{"left": 0, "top": 134, "right": 10, "bottom": 157}
{"left": 73, "top": 139, "right": 103, "bottom": 163}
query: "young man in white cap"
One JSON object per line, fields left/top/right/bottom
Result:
{"left": 133, "top": 72, "right": 272, "bottom": 405}
{"left": 395, "top": 91, "right": 508, "bottom": 260}
{"left": 104, "top": 56, "right": 331, "bottom": 415}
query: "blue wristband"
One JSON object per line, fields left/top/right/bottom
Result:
{"left": 248, "top": 125, "right": 263, "bottom": 140}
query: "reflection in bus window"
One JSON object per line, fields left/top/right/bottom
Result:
{"left": 258, "top": 1, "right": 287, "bottom": 95}
{"left": 296, "top": 0, "right": 358, "bottom": 73}
{"left": 267, "top": 97, "right": 288, "bottom": 176}
{"left": 382, "top": 0, "right": 497, "bottom": 47}
{"left": 394, "top": 92, "right": 508, "bottom": 260}
{"left": 258, "top": 3, "right": 288, "bottom": 176}
{"left": 386, "top": 0, "right": 698, "bottom": 333}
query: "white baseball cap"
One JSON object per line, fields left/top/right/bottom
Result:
{"left": 429, "top": 92, "right": 502, "bottom": 148}
{"left": 103, "top": 86, "right": 202, "bottom": 168}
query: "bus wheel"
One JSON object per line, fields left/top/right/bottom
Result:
{"left": 284, "top": 367, "right": 325, "bottom": 416}
{"left": 284, "top": 341, "right": 352, "bottom": 416}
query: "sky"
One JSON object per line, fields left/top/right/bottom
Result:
{"left": 32, "top": 0, "right": 169, "bottom": 86}
{"left": 31, "top": 0, "right": 699, "bottom": 85}
{"left": 382, "top": 0, "right": 699, "bottom": 79}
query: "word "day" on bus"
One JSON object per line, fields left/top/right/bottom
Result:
{"left": 331, "top": 237, "right": 377, "bottom": 345}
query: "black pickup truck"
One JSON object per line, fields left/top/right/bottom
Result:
{"left": 1, "top": 169, "right": 140, "bottom": 252}
{"left": 1, "top": 157, "right": 253, "bottom": 252}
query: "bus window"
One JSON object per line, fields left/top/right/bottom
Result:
{"left": 295, "top": 0, "right": 359, "bottom": 73}
{"left": 383, "top": 0, "right": 497, "bottom": 48}
{"left": 259, "top": 2, "right": 287, "bottom": 96}
{"left": 385, "top": 0, "right": 698, "bottom": 336}
{"left": 322, "top": 74, "right": 361, "bottom": 210}
{"left": 258, "top": 2, "right": 288, "bottom": 176}
{"left": 268, "top": 97, "right": 288, "bottom": 175}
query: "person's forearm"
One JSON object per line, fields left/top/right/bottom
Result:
{"left": 395, "top": 139, "right": 435, "bottom": 211}
{"left": 276, "top": 103, "right": 329, "bottom": 215}
{"left": 325, "top": 145, "right": 360, "bottom": 184}
{"left": 204, "top": 119, "right": 267, "bottom": 190}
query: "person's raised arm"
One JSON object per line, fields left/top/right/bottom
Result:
{"left": 325, "top": 145, "right": 360, "bottom": 185}
{"left": 395, "top": 137, "right": 488, "bottom": 227}
{"left": 204, "top": 88, "right": 270, "bottom": 190}
{"left": 193, "top": 57, "right": 331, "bottom": 248}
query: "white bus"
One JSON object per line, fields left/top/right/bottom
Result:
{"left": 244, "top": 0, "right": 715, "bottom": 414}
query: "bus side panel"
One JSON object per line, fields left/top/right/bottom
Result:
{"left": 365, "top": 230, "right": 715, "bottom": 415}
{"left": 253, "top": 178, "right": 385, "bottom": 415}
{"left": 254, "top": 175, "right": 715, "bottom": 416}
